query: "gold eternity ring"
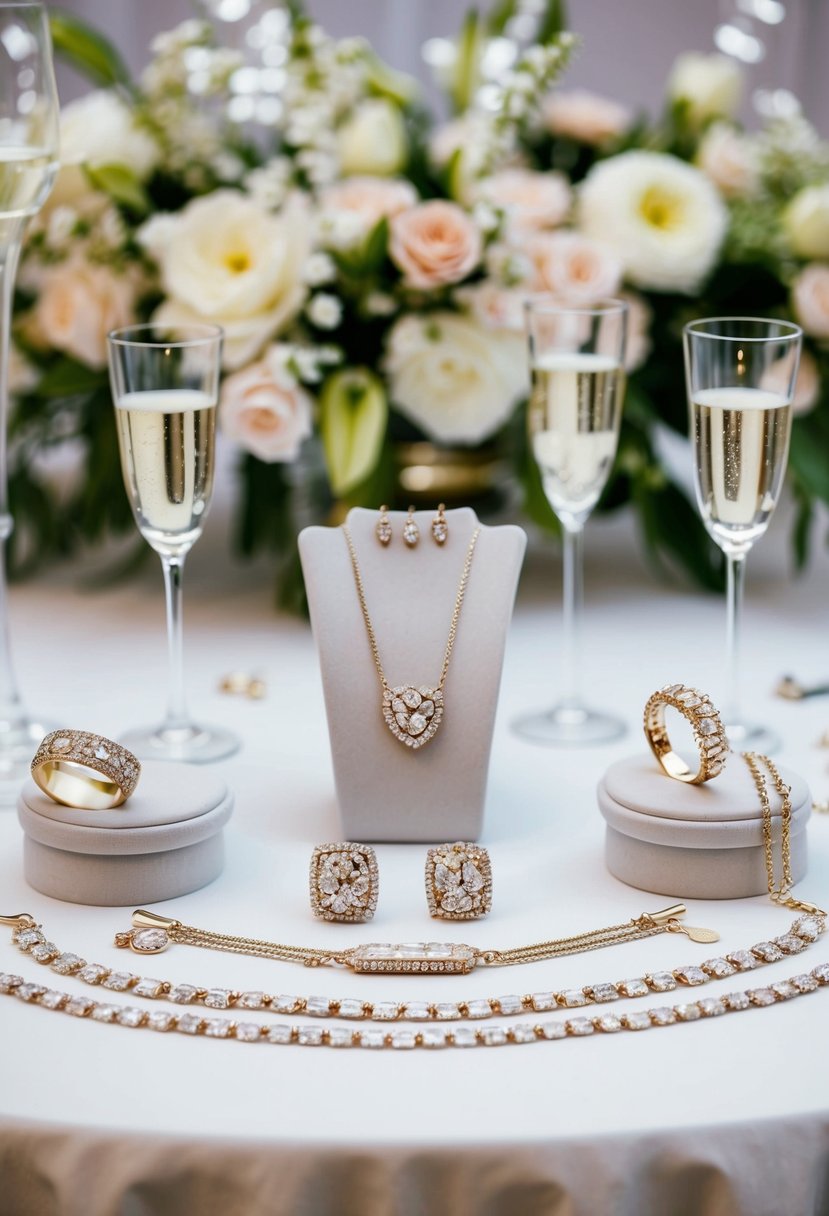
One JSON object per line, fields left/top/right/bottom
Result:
{"left": 31, "top": 729, "right": 141, "bottom": 810}
{"left": 643, "top": 684, "right": 729, "bottom": 784}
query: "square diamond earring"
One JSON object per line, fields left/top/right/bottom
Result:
{"left": 310, "top": 843, "right": 379, "bottom": 923}
{"left": 425, "top": 842, "right": 492, "bottom": 920}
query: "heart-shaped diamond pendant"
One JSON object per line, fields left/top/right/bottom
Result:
{"left": 382, "top": 685, "right": 444, "bottom": 749}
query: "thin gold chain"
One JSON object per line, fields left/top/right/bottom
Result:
{"left": 341, "top": 523, "right": 481, "bottom": 692}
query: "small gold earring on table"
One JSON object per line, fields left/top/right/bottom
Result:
{"left": 403, "top": 506, "right": 419, "bottom": 548}
{"left": 376, "top": 505, "right": 392, "bottom": 547}
{"left": 431, "top": 503, "right": 448, "bottom": 546}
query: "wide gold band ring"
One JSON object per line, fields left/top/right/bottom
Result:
{"left": 31, "top": 730, "right": 141, "bottom": 809}
{"left": 644, "top": 684, "right": 728, "bottom": 785}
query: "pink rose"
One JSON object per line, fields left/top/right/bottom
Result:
{"left": 320, "top": 177, "right": 418, "bottom": 229}
{"left": 697, "top": 123, "right": 759, "bottom": 200}
{"left": 220, "top": 345, "right": 313, "bottom": 462}
{"left": 793, "top": 263, "right": 829, "bottom": 339}
{"left": 390, "top": 201, "right": 482, "bottom": 289}
{"left": 480, "top": 168, "right": 571, "bottom": 232}
{"left": 528, "top": 231, "right": 623, "bottom": 305}
{"left": 542, "top": 89, "right": 631, "bottom": 146}
{"left": 761, "top": 346, "right": 820, "bottom": 417}
{"left": 455, "top": 280, "right": 527, "bottom": 332}
{"left": 35, "top": 258, "right": 136, "bottom": 369}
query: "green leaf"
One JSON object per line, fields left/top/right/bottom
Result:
{"left": 451, "top": 10, "right": 483, "bottom": 114}
{"left": 537, "top": 0, "right": 568, "bottom": 43}
{"left": 320, "top": 368, "right": 387, "bottom": 497}
{"left": 362, "top": 217, "right": 389, "bottom": 274}
{"left": 36, "top": 357, "right": 106, "bottom": 399}
{"left": 363, "top": 49, "right": 418, "bottom": 106}
{"left": 49, "top": 8, "right": 133, "bottom": 91}
{"left": 486, "top": 0, "right": 519, "bottom": 35}
{"left": 84, "top": 163, "right": 150, "bottom": 214}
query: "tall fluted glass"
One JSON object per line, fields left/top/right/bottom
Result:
{"left": 514, "top": 298, "right": 628, "bottom": 746}
{"left": 684, "top": 316, "right": 801, "bottom": 752}
{"left": 108, "top": 323, "right": 239, "bottom": 763}
{"left": 0, "top": 2, "right": 58, "bottom": 793}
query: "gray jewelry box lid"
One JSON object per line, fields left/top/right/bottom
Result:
{"left": 598, "top": 754, "right": 810, "bottom": 848}
{"left": 18, "top": 762, "right": 231, "bottom": 855}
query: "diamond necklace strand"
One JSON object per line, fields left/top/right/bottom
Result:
{"left": 1, "top": 910, "right": 823, "bottom": 1023}
{"left": 341, "top": 523, "right": 480, "bottom": 749}
{"left": 1, "top": 963, "right": 827, "bottom": 1051}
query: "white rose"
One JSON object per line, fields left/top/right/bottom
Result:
{"left": 338, "top": 100, "right": 407, "bottom": 177}
{"left": 384, "top": 312, "right": 527, "bottom": 444}
{"left": 697, "top": 123, "right": 760, "bottom": 199}
{"left": 479, "top": 169, "right": 571, "bottom": 233}
{"left": 784, "top": 185, "right": 829, "bottom": 260}
{"left": 527, "top": 231, "right": 623, "bottom": 305}
{"left": 668, "top": 53, "right": 743, "bottom": 126}
{"left": 542, "top": 89, "right": 631, "bottom": 146}
{"left": 34, "top": 257, "right": 137, "bottom": 369}
{"left": 455, "top": 280, "right": 527, "bottom": 332}
{"left": 579, "top": 151, "right": 728, "bottom": 293}
{"left": 219, "top": 345, "right": 313, "bottom": 462}
{"left": 428, "top": 115, "right": 490, "bottom": 198}
{"left": 51, "top": 90, "right": 160, "bottom": 210}
{"left": 792, "top": 263, "right": 829, "bottom": 338}
{"left": 139, "top": 191, "right": 310, "bottom": 369}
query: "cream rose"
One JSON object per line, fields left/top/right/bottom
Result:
{"left": 479, "top": 169, "right": 571, "bottom": 233}
{"left": 319, "top": 177, "right": 418, "bottom": 232}
{"left": 338, "top": 100, "right": 407, "bottom": 177}
{"left": 219, "top": 345, "right": 313, "bottom": 462}
{"left": 384, "top": 311, "right": 526, "bottom": 444}
{"left": 35, "top": 258, "right": 136, "bottom": 369}
{"left": 697, "top": 123, "right": 760, "bottom": 199}
{"left": 51, "top": 90, "right": 160, "bottom": 210}
{"left": 784, "top": 185, "right": 829, "bottom": 260}
{"left": 455, "top": 280, "right": 527, "bottom": 332}
{"left": 542, "top": 89, "right": 631, "bottom": 146}
{"left": 579, "top": 151, "right": 728, "bottom": 293}
{"left": 527, "top": 231, "right": 623, "bottom": 305}
{"left": 793, "top": 263, "right": 829, "bottom": 338}
{"left": 139, "top": 191, "right": 310, "bottom": 369}
{"left": 390, "top": 201, "right": 482, "bottom": 289}
{"left": 668, "top": 52, "right": 743, "bottom": 126}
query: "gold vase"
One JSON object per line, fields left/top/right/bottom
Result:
{"left": 393, "top": 441, "right": 506, "bottom": 504}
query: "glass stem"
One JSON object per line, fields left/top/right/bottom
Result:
{"left": 725, "top": 551, "right": 746, "bottom": 728}
{"left": 561, "top": 521, "right": 584, "bottom": 711}
{"left": 0, "top": 228, "right": 27, "bottom": 734}
{"left": 160, "top": 552, "right": 190, "bottom": 734}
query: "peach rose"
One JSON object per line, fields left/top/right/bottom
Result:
{"left": 455, "top": 280, "right": 527, "bottom": 332}
{"left": 479, "top": 169, "right": 571, "bottom": 233}
{"left": 219, "top": 345, "right": 313, "bottom": 462}
{"left": 761, "top": 347, "right": 820, "bottom": 417}
{"left": 697, "top": 123, "right": 759, "bottom": 200}
{"left": 528, "top": 231, "right": 623, "bottom": 305}
{"left": 793, "top": 264, "right": 829, "bottom": 339}
{"left": 390, "top": 201, "right": 482, "bottom": 289}
{"left": 542, "top": 89, "right": 631, "bottom": 146}
{"left": 320, "top": 177, "right": 418, "bottom": 231}
{"left": 35, "top": 258, "right": 136, "bottom": 369}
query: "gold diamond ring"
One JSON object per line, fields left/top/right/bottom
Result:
{"left": 31, "top": 730, "right": 141, "bottom": 810}
{"left": 644, "top": 684, "right": 728, "bottom": 784}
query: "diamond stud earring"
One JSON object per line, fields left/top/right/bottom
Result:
{"left": 310, "top": 842, "right": 379, "bottom": 923}
{"left": 403, "top": 506, "right": 419, "bottom": 548}
{"left": 431, "top": 503, "right": 448, "bottom": 546}
{"left": 376, "top": 505, "right": 392, "bottom": 547}
{"left": 425, "top": 842, "right": 492, "bottom": 920}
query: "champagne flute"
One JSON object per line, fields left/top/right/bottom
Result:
{"left": 108, "top": 323, "right": 240, "bottom": 763}
{"left": 684, "top": 316, "right": 801, "bottom": 752}
{"left": 0, "top": 1, "right": 58, "bottom": 788}
{"left": 514, "top": 298, "right": 628, "bottom": 745}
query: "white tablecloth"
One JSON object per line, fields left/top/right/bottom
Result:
{"left": 1, "top": 504, "right": 828, "bottom": 1215}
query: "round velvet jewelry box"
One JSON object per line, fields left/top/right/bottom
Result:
{"left": 597, "top": 754, "right": 810, "bottom": 899}
{"left": 17, "top": 761, "right": 233, "bottom": 906}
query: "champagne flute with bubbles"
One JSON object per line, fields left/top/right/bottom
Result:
{"left": 108, "top": 323, "right": 240, "bottom": 763}
{"left": 514, "top": 297, "right": 628, "bottom": 746}
{"left": 0, "top": 2, "right": 59, "bottom": 791}
{"left": 684, "top": 316, "right": 801, "bottom": 752}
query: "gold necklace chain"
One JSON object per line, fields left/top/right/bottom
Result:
{"left": 1, "top": 964, "right": 827, "bottom": 1051}
{"left": 341, "top": 524, "right": 480, "bottom": 694}
{"left": 2, "top": 909, "right": 823, "bottom": 1025}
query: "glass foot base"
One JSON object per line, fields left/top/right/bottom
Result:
{"left": 120, "top": 723, "right": 241, "bottom": 765}
{"left": 512, "top": 704, "right": 627, "bottom": 747}
{"left": 0, "top": 715, "right": 58, "bottom": 805}
{"left": 723, "top": 720, "right": 780, "bottom": 755}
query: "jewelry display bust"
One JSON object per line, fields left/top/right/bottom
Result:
{"left": 299, "top": 507, "right": 526, "bottom": 842}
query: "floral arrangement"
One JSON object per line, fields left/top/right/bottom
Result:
{"left": 9, "top": 2, "right": 829, "bottom": 599}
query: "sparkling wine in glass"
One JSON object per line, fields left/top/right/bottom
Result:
{"left": 108, "top": 324, "right": 240, "bottom": 763}
{"left": 684, "top": 316, "right": 801, "bottom": 752}
{"left": 514, "top": 298, "right": 628, "bottom": 745}
{"left": 0, "top": 2, "right": 59, "bottom": 792}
